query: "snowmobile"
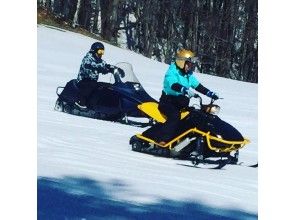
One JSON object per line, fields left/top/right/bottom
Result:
{"left": 54, "top": 62, "right": 157, "bottom": 126}
{"left": 129, "top": 95, "right": 250, "bottom": 169}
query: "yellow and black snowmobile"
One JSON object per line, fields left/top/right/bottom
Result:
{"left": 129, "top": 95, "right": 250, "bottom": 169}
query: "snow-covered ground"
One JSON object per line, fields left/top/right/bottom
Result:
{"left": 37, "top": 25, "right": 258, "bottom": 219}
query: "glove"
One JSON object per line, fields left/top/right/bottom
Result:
{"left": 182, "top": 87, "right": 197, "bottom": 98}
{"left": 117, "top": 67, "right": 125, "bottom": 77}
{"left": 113, "top": 68, "right": 125, "bottom": 78}
{"left": 206, "top": 91, "right": 219, "bottom": 100}
{"left": 105, "top": 64, "right": 115, "bottom": 72}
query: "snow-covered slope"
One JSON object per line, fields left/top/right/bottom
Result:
{"left": 37, "top": 25, "right": 258, "bottom": 219}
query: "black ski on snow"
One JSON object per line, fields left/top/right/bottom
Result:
{"left": 179, "top": 160, "right": 258, "bottom": 170}
{"left": 236, "top": 162, "right": 258, "bottom": 168}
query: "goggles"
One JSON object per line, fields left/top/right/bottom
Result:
{"left": 186, "top": 57, "right": 200, "bottom": 69}
{"left": 96, "top": 49, "right": 104, "bottom": 55}
{"left": 177, "top": 56, "right": 198, "bottom": 64}
{"left": 185, "top": 61, "right": 195, "bottom": 69}
{"left": 186, "top": 56, "right": 198, "bottom": 64}
{"left": 185, "top": 57, "right": 198, "bottom": 73}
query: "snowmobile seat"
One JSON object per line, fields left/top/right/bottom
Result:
{"left": 137, "top": 102, "right": 189, "bottom": 123}
{"left": 57, "top": 79, "right": 80, "bottom": 104}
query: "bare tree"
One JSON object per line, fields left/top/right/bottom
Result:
{"left": 93, "top": 0, "right": 101, "bottom": 34}
{"left": 38, "top": 0, "right": 258, "bottom": 82}
{"left": 100, "top": 0, "right": 120, "bottom": 43}
{"left": 72, "top": 0, "right": 82, "bottom": 28}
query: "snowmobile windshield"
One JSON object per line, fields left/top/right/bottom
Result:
{"left": 115, "top": 62, "right": 140, "bottom": 83}
{"left": 98, "top": 62, "right": 141, "bottom": 85}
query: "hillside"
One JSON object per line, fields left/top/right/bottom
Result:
{"left": 37, "top": 25, "right": 258, "bottom": 219}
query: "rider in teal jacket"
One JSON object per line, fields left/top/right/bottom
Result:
{"left": 163, "top": 62, "right": 200, "bottom": 96}
{"left": 158, "top": 49, "right": 219, "bottom": 144}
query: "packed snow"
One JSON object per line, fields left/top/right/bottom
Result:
{"left": 37, "top": 25, "right": 258, "bottom": 219}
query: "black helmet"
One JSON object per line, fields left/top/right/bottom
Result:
{"left": 90, "top": 42, "right": 105, "bottom": 55}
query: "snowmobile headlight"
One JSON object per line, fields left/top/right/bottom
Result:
{"left": 206, "top": 105, "right": 220, "bottom": 115}
{"left": 133, "top": 83, "right": 140, "bottom": 90}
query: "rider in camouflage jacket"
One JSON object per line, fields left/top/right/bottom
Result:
{"left": 77, "top": 50, "right": 115, "bottom": 82}
{"left": 75, "top": 42, "right": 117, "bottom": 108}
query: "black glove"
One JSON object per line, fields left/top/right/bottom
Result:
{"left": 113, "top": 67, "right": 125, "bottom": 78}
{"left": 117, "top": 67, "right": 125, "bottom": 78}
{"left": 105, "top": 64, "right": 115, "bottom": 73}
{"left": 206, "top": 91, "right": 219, "bottom": 100}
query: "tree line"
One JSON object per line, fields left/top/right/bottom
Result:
{"left": 38, "top": 0, "right": 258, "bottom": 83}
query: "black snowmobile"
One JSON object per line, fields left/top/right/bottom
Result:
{"left": 54, "top": 62, "right": 157, "bottom": 126}
{"left": 129, "top": 95, "right": 250, "bottom": 169}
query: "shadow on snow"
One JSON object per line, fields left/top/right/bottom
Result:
{"left": 38, "top": 176, "right": 257, "bottom": 220}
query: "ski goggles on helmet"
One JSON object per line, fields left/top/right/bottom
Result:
{"left": 185, "top": 57, "right": 198, "bottom": 74}
{"left": 186, "top": 56, "right": 198, "bottom": 64}
{"left": 185, "top": 61, "right": 195, "bottom": 69}
{"left": 177, "top": 56, "right": 198, "bottom": 63}
{"left": 96, "top": 49, "right": 104, "bottom": 56}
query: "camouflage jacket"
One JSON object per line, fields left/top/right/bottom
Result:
{"left": 77, "top": 52, "right": 114, "bottom": 82}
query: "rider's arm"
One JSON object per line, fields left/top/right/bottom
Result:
{"left": 104, "top": 63, "right": 116, "bottom": 74}
{"left": 171, "top": 83, "right": 185, "bottom": 93}
{"left": 195, "top": 83, "right": 209, "bottom": 95}
{"left": 81, "top": 53, "right": 109, "bottom": 75}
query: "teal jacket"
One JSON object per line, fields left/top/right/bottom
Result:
{"left": 163, "top": 63, "right": 200, "bottom": 96}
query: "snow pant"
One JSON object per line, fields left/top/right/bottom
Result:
{"left": 158, "top": 95, "right": 182, "bottom": 142}
{"left": 76, "top": 79, "right": 99, "bottom": 106}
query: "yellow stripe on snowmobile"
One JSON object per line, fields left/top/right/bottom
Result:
{"left": 137, "top": 102, "right": 189, "bottom": 123}
{"left": 136, "top": 128, "right": 250, "bottom": 153}
{"left": 136, "top": 134, "right": 171, "bottom": 148}
{"left": 204, "top": 132, "right": 250, "bottom": 153}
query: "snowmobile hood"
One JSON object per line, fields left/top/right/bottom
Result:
{"left": 112, "top": 82, "right": 156, "bottom": 103}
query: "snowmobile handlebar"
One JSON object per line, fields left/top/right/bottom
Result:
{"left": 193, "top": 94, "right": 223, "bottom": 105}
{"left": 193, "top": 94, "right": 222, "bottom": 115}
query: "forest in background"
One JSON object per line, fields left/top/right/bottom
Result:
{"left": 37, "top": 0, "right": 258, "bottom": 83}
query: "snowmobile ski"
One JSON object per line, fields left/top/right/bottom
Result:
{"left": 235, "top": 162, "right": 258, "bottom": 168}
{"left": 192, "top": 160, "right": 228, "bottom": 169}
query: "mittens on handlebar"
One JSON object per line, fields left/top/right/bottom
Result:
{"left": 206, "top": 91, "right": 219, "bottom": 100}
{"left": 113, "top": 67, "right": 125, "bottom": 78}
{"left": 182, "top": 87, "right": 197, "bottom": 98}
{"left": 105, "top": 64, "right": 115, "bottom": 73}
{"left": 117, "top": 67, "right": 125, "bottom": 77}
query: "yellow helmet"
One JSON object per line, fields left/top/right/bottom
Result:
{"left": 175, "top": 49, "right": 197, "bottom": 69}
